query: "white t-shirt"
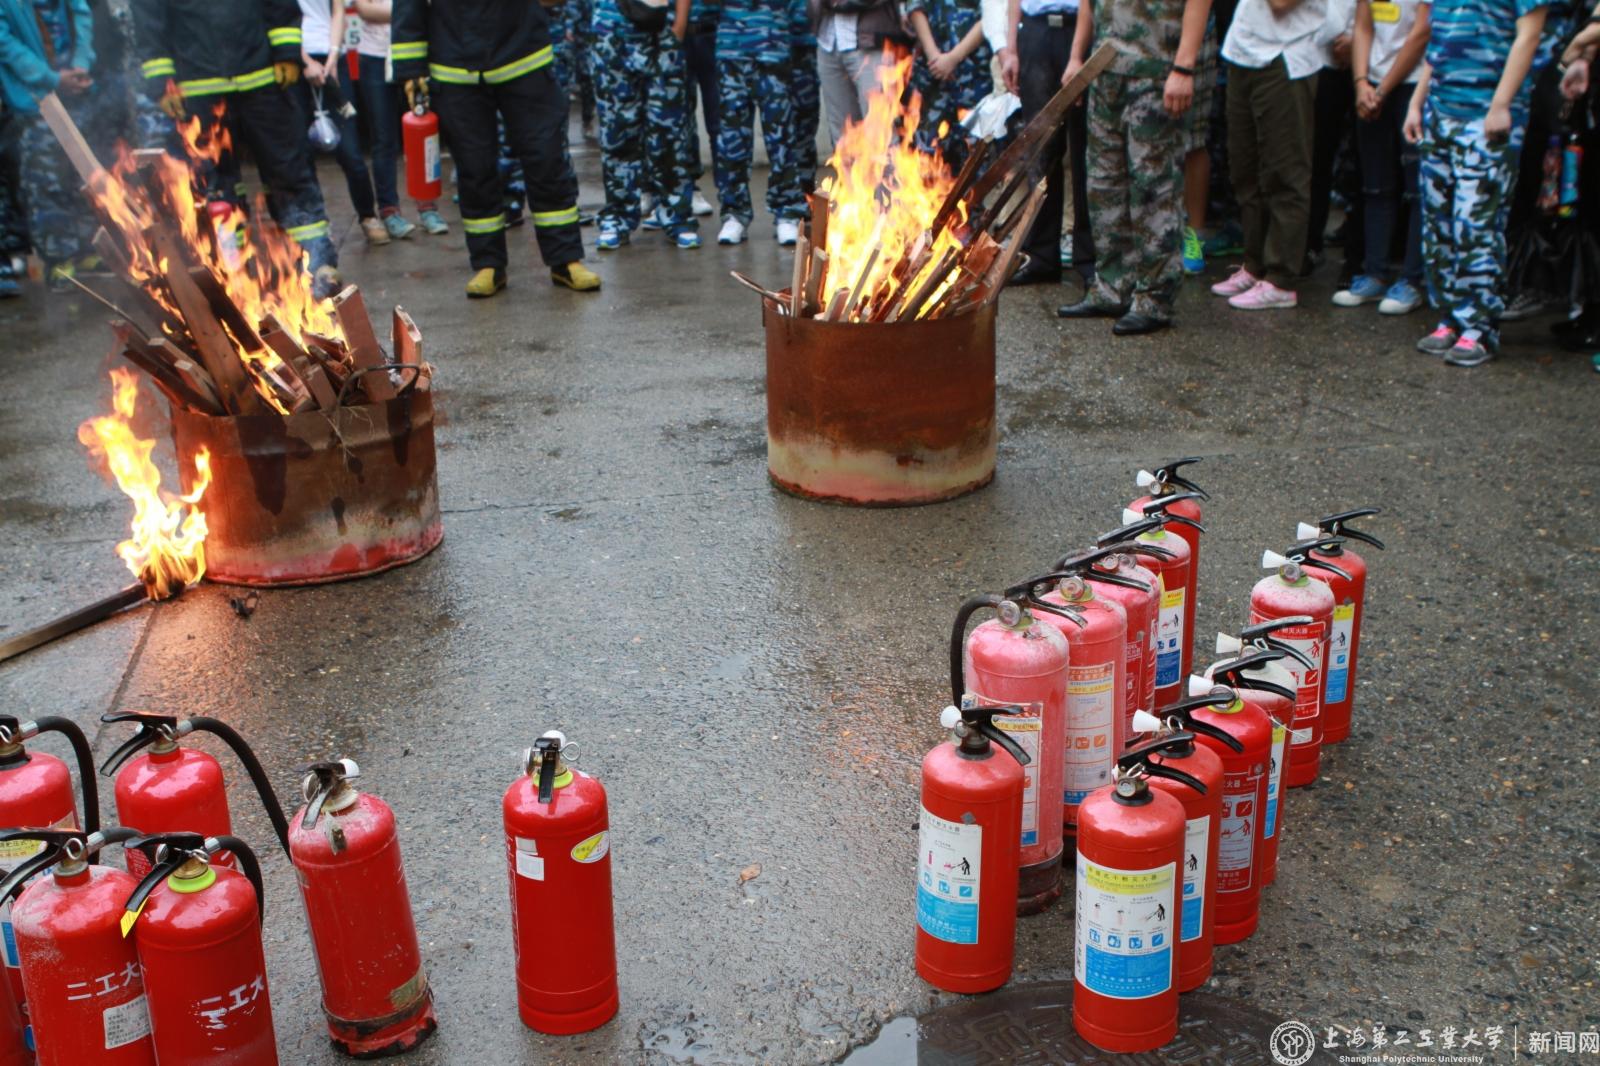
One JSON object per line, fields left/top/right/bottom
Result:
{"left": 817, "top": 13, "right": 859, "bottom": 52}
{"left": 300, "top": 0, "right": 336, "bottom": 56}
{"left": 1318, "top": 0, "right": 1355, "bottom": 67}
{"left": 1221, "top": 0, "right": 1330, "bottom": 79}
{"left": 1368, "top": 0, "right": 1428, "bottom": 83}
{"left": 358, "top": 16, "right": 390, "bottom": 58}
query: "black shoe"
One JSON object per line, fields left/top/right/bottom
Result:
{"left": 1112, "top": 311, "right": 1170, "bottom": 336}
{"left": 1007, "top": 260, "right": 1062, "bottom": 287}
{"left": 1058, "top": 296, "right": 1128, "bottom": 319}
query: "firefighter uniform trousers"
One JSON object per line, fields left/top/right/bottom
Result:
{"left": 432, "top": 67, "right": 583, "bottom": 271}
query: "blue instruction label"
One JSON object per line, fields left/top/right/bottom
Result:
{"left": 1324, "top": 604, "right": 1355, "bottom": 704}
{"left": 917, "top": 808, "right": 982, "bottom": 945}
{"left": 1075, "top": 854, "right": 1176, "bottom": 1000}
{"left": 1154, "top": 587, "right": 1185, "bottom": 687}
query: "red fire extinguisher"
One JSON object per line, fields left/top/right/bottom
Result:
{"left": 121, "top": 833, "right": 273, "bottom": 1066}
{"left": 403, "top": 92, "right": 442, "bottom": 203}
{"left": 0, "top": 974, "right": 21, "bottom": 1066}
{"left": 1114, "top": 508, "right": 1194, "bottom": 709}
{"left": 99, "top": 713, "right": 291, "bottom": 877}
{"left": 1131, "top": 459, "right": 1209, "bottom": 675}
{"left": 1140, "top": 694, "right": 1243, "bottom": 990}
{"left": 917, "top": 703, "right": 1030, "bottom": 993}
{"left": 950, "top": 589, "right": 1073, "bottom": 912}
{"left": 1209, "top": 639, "right": 1301, "bottom": 888}
{"left": 503, "top": 731, "right": 618, "bottom": 1034}
{"left": 1294, "top": 509, "right": 1384, "bottom": 745}
{"left": 1250, "top": 543, "right": 1346, "bottom": 788}
{"left": 1087, "top": 517, "right": 1180, "bottom": 727}
{"left": 288, "top": 760, "right": 437, "bottom": 1057}
{"left": 0, "top": 714, "right": 99, "bottom": 1026}
{"left": 0, "top": 828, "right": 151, "bottom": 1066}
{"left": 1073, "top": 736, "right": 1205, "bottom": 1054}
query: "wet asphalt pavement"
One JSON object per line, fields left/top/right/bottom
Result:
{"left": 1, "top": 133, "right": 1597, "bottom": 1065}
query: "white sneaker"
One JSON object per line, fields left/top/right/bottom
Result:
{"left": 776, "top": 219, "right": 800, "bottom": 246}
{"left": 692, "top": 191, "right": 713, "bottom": 217}
{"left": 718, "top": 218, "right": 747, "bottom": 245}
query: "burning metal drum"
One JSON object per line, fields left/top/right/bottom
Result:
{"left": 764, "top": 297, "right": 997, "bottom": 506}
{"left": 170, "top": 391, "right": 442, "bottom": 586}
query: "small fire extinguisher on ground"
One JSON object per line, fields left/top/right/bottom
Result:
{"left": 503, "top": 731, "right": 618, "bottom": 1034}
{"left": 403, "top": 88, "right": 442, "bottom": 203}
{"left": 289, "top": 759, "right": 438, "bottom": 1057}
{"left": 1117, "top": 507, "right": 1198, "bottom": 708}
{"left": 1129, "top": 463, "right": 1210, "bottom": 681}
{"left": 121, "top": 833, "right": 274, "bottom": 1066}
{"left": 950, "top": 587, "right": 1073, "bottom": 913}
{"left": 1088, "top": 518, "right": 1181, "bottom": 726}
{"left": 1294, "top": 509, "right": 1384, "bottom": 745}
{"left": 1074, "top": 735, "right": 1207, "bottom": 1054}
{"left": 0, "top": 828, "right": 151, "bottom": 1066}
{"left": 1204, "top": 648, "right": 1299, "bottom": 887}
{"left": 99, "top": 713, "right": 291, "bottom": 877}
{"left": 916, "top": 703, "right": 1031, "bottom": 993}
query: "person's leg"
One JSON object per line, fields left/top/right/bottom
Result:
{"left": 1254, "top": 59, "right": 1314, "bottom": 290}
{"left": 358, "top": 54, "right": 404, "bottom": 216}
{"left": 1127, "top": 82, "right": 1186, "bottom": 318}
{"left": 715, "top": 57, "right": 757, "bottom": 226}
{"left": 792, "top": 44, "right": 820, "bottom": 187}
{"left": 646, "top": 33, "right": 697, "bottom": 233}
{"left": 1307, "top": 67, "right": 1347, "bottom": 259}
{"left": 19, "top": 98, "right": 97, "bottom": 274}
{"left": 686, "top": 26, "right": 720, "bottom": 184}
{"left": 1226, "top": 62, "right": 1265, "bottom": 277}
{"left": 328, "top": 61, "right": 379, "bottom": 219}
{"left": 1017, "top": 16, "right": 1066, "bottom": 277}
{"left": 592, "top": 30, "right": 649, "bottom": 231}
{"left": 498, "top": 68, "right": 586, "bottom": 268}
{"left": 1356, "top": 103, "right": 1398, "bottom": 281}
{"left": 845, "top": 45, "right": 895, "bottom": 118}
{"left": 1391, "top": 87, "right": 1423, "bottom": 283}
{"left": 433, "top": 81, "right": 509, "bottom": 272}
{"left": 1183, "top": 24, "right": 1216, "bottom": 237}
{"left": 1417, "top": 107, "right": 1455, "bottom": 326}
{"left": 1082, "top": 75, "right": 1134, "bottom": 308}
{"left": 1062, "top": 20, "right": 1093, "bottom": 275}
{"left": 1450, "top": 116, "right": 1520, "bottom": 344}
{"left": 230, "top": 85, "right": 338, "bottom": 274}
{"left": 818, "top": 48, "right": 860, "bottom": 145}
{"left": 756, "top": 56, "right": 803, "bottom": 221}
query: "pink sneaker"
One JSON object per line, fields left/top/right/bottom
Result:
{"left": 1228, "top": 280, "right": 1298, "bottom": 310}
{"left": 1211, "top": 267, "right": 1258, "bottom": 297}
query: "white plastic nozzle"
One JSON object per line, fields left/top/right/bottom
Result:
{"left": 1216, "top": 632, "right": 1244, "bottom": 655}
{"left": 1296, "top": 521, "right": 1320, "bottom": 541}
{"left": 1135, "top": 469, "right": 1158, "bottom": 489}
{"left": 1261, "top": 549, "right": 1289, "bottom": 570}
{"left": 1130, "top": 709, "right": 1164, "bottom": 734}
{"left": 338, "top": 757, "right": 360, "bottom": 780}
{"left": 1122, "top": 507, "right": 1143, "bottom": 526}
{"left": 540, "top": 729, "right": 568, "bottom": 747}
{"left": 1188, "top": 674, "right": 1217, "bottom": 698}
{"left": 940, "top": 706, "right": 962, "bottom": 731}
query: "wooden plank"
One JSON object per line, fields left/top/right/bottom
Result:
{"left": 148, "top": 338, "right": 227, "bottom": 413}
{"left": 807, "top": 191, "right": 830, "bottom": 297}
{"left": 261, "top": 312, "right": 337, "bottom": 410}
{"left": 822, "top": 288, "right": 849, "bottom": 322}
{"left": 928, "top": 139, "right": 992, "bottom": 239}
{"left": 189, "top": 266, "right": 263, "bottom": 352}
{"left": 112, "top": 322, "right": 209, "bottom": 412}
{"left": 788, "top": 228, "right": 808, "bottom": 318}
{"left": 332, "top": 286, "right": 396, "bottom": 402}
{"left": 802, "top": 249, "right": 827, "bottom": 317}
{"left": 392, "top": 307, "right": 430, "bottom": 393}
{"left": 982, "top": 180, "right": 1048, "bottom": 298}
{"left": 37, "top": 93, "right": 105, "bottom": 187}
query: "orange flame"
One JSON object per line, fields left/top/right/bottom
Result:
{"left": 819, "top": 54, "right": 963, "bottom": 316}
{"left": 77, "top": 369, "right": 211, "bottom": 599}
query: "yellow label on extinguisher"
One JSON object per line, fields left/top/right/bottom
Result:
{"left": 571, "top": 832, "right": 609, "bottom": 864}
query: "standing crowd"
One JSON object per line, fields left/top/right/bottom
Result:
{"left": 0, "top": 0, "right": 1597, "bottom": 366}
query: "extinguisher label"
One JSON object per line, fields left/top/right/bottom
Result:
{"left": 975, "top": 695, "right": 1043, "bottom": 847}
{"left": 1074, "top": 855, "right": 1176, "bottom": 1000}
{"left": 571, "top": 832, "right": 609, "bottom": 864}
{"left": 1324, "top": 603, "right": 1356, "bottom": 704}
{"left": 1122, "top": 634, "right": 1143, "bottom": 709}
{"left": 1180, "top": 814, "right": 1210, "bottom": 942}
{"left": 1064, "top": 662, "right": 1116, "bottom": 807}
{"left": 1264, "top": 725, "right": 1288, "bottom": 840}
{"left": 1217, "top": 767, "right": 1264, "bottom": 891}
{"left": 104, "top": 992, "right": 153, "bottom": 1049}
{"left": 1250, "top": 613, "right": 1325, "bottom": 748}
{"left": 513, "top": 837, "right": 545, "bottom": 881}
{"left": 916, "top": 808, "right": 981, "bottom": 945}
{"left": 1154, "top": 587, "right": 1186, "bottom": 687}
{"left": 424, "top": 133, "right": 440, "bottom": 183}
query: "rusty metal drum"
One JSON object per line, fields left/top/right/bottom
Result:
{"left": 764, "top": 298, "right": 997, "bottom": 506}
{"left": 170, "top": 391, "right": 443, "bottom": 586}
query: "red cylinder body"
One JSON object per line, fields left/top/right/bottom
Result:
{"left": 289, "top": 791, "right": 437, "bottom": 1057}
{"left": 0, "top": 751, "right": 80, "bottom": 1024}
{"left": 0, "top": 971, "right": 24, "bottom": 1066}
{"left": 1249, "top": 571, "right": 1335, "bottom": 788}
{"left": 1091, "top": 558, "right": 1160, "bottom": 733}
{"left": 1128, "top": 529, "right": 1191, "bottom": 708}
{"left": 916, "top": 739, "right": 1023, "bottom": 993}
{"left": 135, "top": 865, "right": 275, "bottom": 1066}
{"left": 11, "top": 865, "right": 152, "bottom": 1065}
{"left": 963, "top": 613, "right": 1069, "bottom": 912}
{"left": 112, "top": 747, "right": 232, "bottom": 878}
{"left": 403, "top": 108, "right": 442, "bottom": 202}
{"left": 1073, "top": 785, "right": 1182, "bottom": 1054}
{"left": 1306, "top": 545, "right": 1369, "bottom": 745}
{"left": 1190, "top": 697, "right": 1272, "bottom": 943}
{"left": 502, "top": 767, "right": 618, "bottom": 1034}
{"left": 1147, "top": 745, "right": 1223, "bottom": 992}
{"left": 1131, "top": 494, "right": 1202, "bottom": 681}
{"left": 1036, "top": 589, "right": 1126, "bottom": 841}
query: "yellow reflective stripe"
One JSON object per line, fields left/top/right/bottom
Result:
{"left": 462, "top": 214, "right": 506, "bottom": 234}
{"left": 233, "top": 67, "right": 276, "bottom": 91}
{"left": 531, "top": 206, "right": 579, "bottom": 228}
{"left": 483, "top": 47, "right": 552, "bottom": 83}
{"left": 267, "top": 27, "right": 302, "bottom": 45}
{"left": 141, "top": 58, "right": 175, "bottom": 78}
{"left": 286, "top": 221, "right": 331, "bottom": 242}
{"left": 428, "top": 63, "right": 476, "bottom": 84}
{"left": 178, "top": 77, "right": 234, "bottom": 96}
{"left": 392, "top": 41, "right": 428, "bottom": 59}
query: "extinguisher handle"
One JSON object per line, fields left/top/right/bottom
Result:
{"left": 1094, "top": 516, "right": 1165, "bottom": 549}
{"left": 1142, "top": 759, "right": 1209, "bottom": 794}
{"left": 1317, "top": 507, "right": 1385, "bottom": 550}
{"left": 1282, "top": 538, "right": 1353, "bottom": 580}
{"left": 1132, "top": 493, "right": 1207, "bottom": 531}
{"left": 298, "top": 760, "right": 356, "bottom": 831}
{"left": 121, "top": 833, "right": 265, "bottom": 930}
{"left": 1233, "top": 619, "right": 1318, "bottom": 669}
{"left": 1018, "top": 593, "right": 1087, "bottom": 629}
{"left": 0, "top": 845, "right": 64, "bottom": 905}
{"left": 1117, "top": 733, "right": 1207, "bottom": 793}
{"left": 186, "top": 718, "right": 291, "bottom": 855}
{"left": 1154, "top": 696, "right": 1246, "bottom": 753}
{"left": 1210, "top": 651, "right": 1300, "bottom": 700}
{"left": 1081, "top": 565, "right": 1152, "bottom": 594}
{"left": 0, "top": 824, "right": 153, "bottom": 902}
{"left": 948, "top": 593, "right": 1003, "bottom": 707}
{"left": 1138, "top": 457, "right": 1210, "bottom": 500}
{"left": 952, "top": 704, "right": 1032, "bottom": 766}
{"left": 31, "top": 716, "right": 100, "bottom": 837}
{"left": 98, "top": 711, "right": 183, "bottom": 776}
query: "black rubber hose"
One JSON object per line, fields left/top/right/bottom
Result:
{"left": 210, "top": 834, "right": 265, "bottom": 922}
{"left": 33, "top": 716, "right": 100, "bottom": 836}
{"left": 187, "top": 718, "right": 290, "bottom": 854}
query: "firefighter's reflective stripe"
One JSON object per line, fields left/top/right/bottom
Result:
{"left": 462, "top": 214, "right": 507, "bottom": 235}
{"left": 178, "top": 66, "right": 277, "bottom": 96}
{"left": 287, "top": 220, "right": 331, "bottom": 243}
{"left": 141, "top": 57, "right": 176, "bottom": 79}
{"left": 392, "top": 40, "right": 428, "bottom": 61}
{"left": 427, "top": 47, "right": 553, "bottom": 87}
{"left": 531, "top": 206, "right": 579, "bottom": 228}
{"left": 267, "top": 26, "right": 302, "bottom": 46}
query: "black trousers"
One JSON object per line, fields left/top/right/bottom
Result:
{"left": 685, "top": 24, "right": 720, "bottom": 183}
{"left": 1307, "top": 66, "right": 1363, "bottom": 277}
{"left": 1018, "top": 12, "right": 1094, "bottom": 277}
{"left": 433, "top": 68, "right": 583, "bottom": 270}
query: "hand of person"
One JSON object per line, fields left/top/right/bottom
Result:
{"left": 1355, "top": 81, "right": 1381, "bottom": 120}
{"left": 1331, "top": 32, "right": 1353, "bottom": 69}
{"left": 57, "top": 68, "right": 92, "bottom": 95}
{"left": 1402, "top": 104, "right": 1423, "bottom": 143}
{"left": 404, "top": 76, "right": 429, "bottom": 110}
{"left": 1562, "top": 60, "right": 1590, "bottom": 101}
{"left": 672, "top": 12, "right": 687, "bottom": 40}
{"left": 1063, "top": 55, "right": 1084, "bottom": 89}
{"left": 304, "top": 57, "right": 327, "bottom": 86}
{"left": 1163, "top": 69, "right": 1194, "bottom": 117}
{"left": 1484, "top": 100, "right": 1512, "bottom": 141}
{"left": 158, "top": 82, "right": 186, "bottom": 118}
{"left": 999, "top": 46, "right": 1019, "bottom": 94}
{"left": 930, "top": 51, "right": 960, "bottom": 80}
{"left": 274, "top": 60, "right": 301, "bottom": 87}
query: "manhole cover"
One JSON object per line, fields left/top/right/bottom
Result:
{"left": 843, "top": 982, "right": 1337, "bottom": 1065}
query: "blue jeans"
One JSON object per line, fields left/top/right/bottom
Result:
{"left": 1356, "top": 84, "right": 1422, "bottom": 284}
{"left": 350, "top": 53, "right": 402, "bottom": 213}
{"left": 303, "top": 56, "right": 377, "bottom": 219}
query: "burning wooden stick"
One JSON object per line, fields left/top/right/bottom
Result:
{"left": 0, "top": 584, "right": 148, "bottom": 665}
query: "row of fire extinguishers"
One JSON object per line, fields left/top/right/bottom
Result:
{"left": 0, "top": 714, "right": 617, "bottom": 1064}
{"left": 914, "top": 458, "right": 1386, "bottom": 1055}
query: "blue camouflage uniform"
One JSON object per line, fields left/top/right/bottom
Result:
{"left": 1420, "top": 0, "right": 1547, "bottom": 345}
{"left": 790, "top": 0, "right": 818, "bottom": 190}
{"left": 590, "top": 0, "right": 698, "bottom": 234}
{"left": 714, "top": 0, "right": 804, "bottom": 224}
{"left": 904, "top": 0, "right": 990, "bottom": 161}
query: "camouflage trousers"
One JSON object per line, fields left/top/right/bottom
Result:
{"left": 1419, "top": 106, "right": 1524, "bottom": 340}
{"left": 592, "top": 29, "right": 697, "bottom": 231}
{"left": 1085, "top": 73, "right": 1185, "bottom": 318}
{"left": 793, "top": 45, "right": 820, "bottom": 189}
{"left": 715, "top": 57, "right": 805, "bottom": 224}
{"left": 18, "top": 92, "right": 106, "bottom": 267}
